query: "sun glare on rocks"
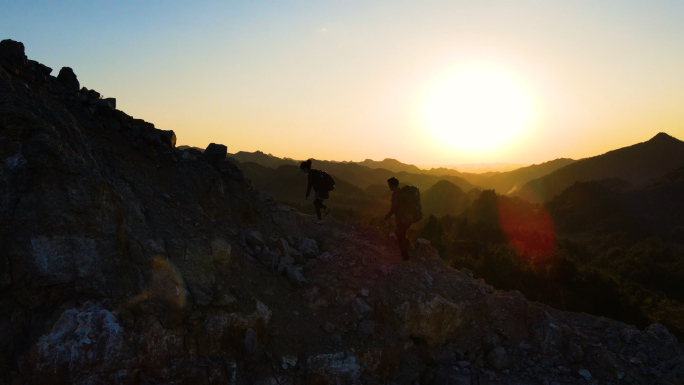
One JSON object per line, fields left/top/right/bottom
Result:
{"left": 421, "top": 65, "right": 536, "bottom": 154}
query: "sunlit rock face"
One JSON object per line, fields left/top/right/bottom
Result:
{"left": 1, "top": 40, "right": 683, "bottom": 385}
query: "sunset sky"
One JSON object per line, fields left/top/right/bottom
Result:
{"left": 3, "top": 1, "right": 684, "bottom": 167}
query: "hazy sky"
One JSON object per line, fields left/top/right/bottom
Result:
{"left": 3, "top": 1, "right": 684, "bottom": 167}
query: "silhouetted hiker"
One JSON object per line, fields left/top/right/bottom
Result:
{"left": 300, "top": 159, "right": 335, "bottom": 224}
{"left": 384, "top": 177, "right": 423, "bottom": 260}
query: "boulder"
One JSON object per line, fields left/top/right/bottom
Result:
{"left": 258, "top": 248, "right": 279, "bottom": 270}
{"left": 204, "top": 143, "right": 227, "bottom": 165}
{"left": 285, "top": 266, "right": 306, "bottom": 287}
{"left": 0, "top": 39, "right": 28, "bottom": 70}
{"left": 157, "top": 129, "right": 176, "bottom": 148}
{"left": 32, "top": 302, "right": 128, "bottom": 377}
{"left": 297, "top": 238, "right": 318, "bottom": 259}
{"left": 352, "top": 298, "right": 372, "bottom": 316}
{"left": 103, "top": 97, "right": 116, "bottom": 109}
{"left": 57, "top": 67, "right": 80, "bottom": 92}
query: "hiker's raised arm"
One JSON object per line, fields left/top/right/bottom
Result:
{"left": 384, "top": 190, "right": 398, "bottom": 220}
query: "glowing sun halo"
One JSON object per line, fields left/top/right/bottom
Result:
{"left": 421, "top": 66, "right": 535, "bottom": 153}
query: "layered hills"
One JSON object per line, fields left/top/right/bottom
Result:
{"left": 514, "top": 133, "right": 684, "bottom": 203}
{"left": 1, "top": 39, "right": 683, "bottom": 385}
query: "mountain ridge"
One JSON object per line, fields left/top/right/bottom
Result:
{"left": 513, "top": 132, "right": 684, "bottom": 202}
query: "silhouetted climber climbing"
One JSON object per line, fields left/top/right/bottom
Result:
{"left": 300, "top": 159, "right": 335, "bottom": 224}
{"left": 384, "top": 177, "right": 423, "bottom": 260}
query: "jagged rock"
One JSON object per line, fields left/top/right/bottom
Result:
{"left": 487, "top": 347, "right": 510, "bottom": 370}
{"left": 297, "top": 237, "right": 318, "bottom": 259}
{"left": 81, "top": 87, "right": 100, "bottom": 99}
{"left": 277, "top": 238, "right": 291, "bottom": 257}
{"left": 289, "top": 248, "right": 306, "bottom": 265}
{"left": 397, "top": 293, "right": 463, "bottom": 346}
{"left": 199, "top": 301, "right": 271, "bottom": 355}
{"left": 0, "top": 39, "right": 28, "bottom": 70}
{"left": 204, "top": 143, "right": 227, "bottom": 165}
{"left": 30, "top": 302, "right": 128, "bottom": 378}
{"left": 57, "top": 67, "right": 80, "bottom": 92}
{"left": 282, "top": 355, "right": 298, "bottom": 369}
{"left": 285, "top": 266, "right": 306, "bottom": 287}
{"left": 645, "top": 323, "right": 677, "bottom": 346}
{"left": 578, "top": 369, "right": 592, "bottom": 381}
{"left": 306, "top": 352, "right": 361, "bottom": 384}
{"left": 352, "top": 298, "right": 372, "bottom": 316}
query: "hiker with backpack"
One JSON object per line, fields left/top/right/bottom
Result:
{"left": 384, "top": 177, "right": 423, "bottom": 260}
{"left": 300, "top": 159, "right": 335, "bottom": 224}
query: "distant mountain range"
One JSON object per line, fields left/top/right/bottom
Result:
{"left": 197, "top": 132, "right": 684, "bottom": 219}
{"left": 513, "top": 133, "right": 684, "bottom": 203}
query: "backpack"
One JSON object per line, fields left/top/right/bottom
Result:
{"left": 397, "top": 185, "right": 423, "bottom": 223}
{"left": 316, "top": 170, "right": 336, "bottom": 192}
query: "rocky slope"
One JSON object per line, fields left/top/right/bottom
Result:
{"left": 1, "top": 39, "right": 683, "bottom": 385}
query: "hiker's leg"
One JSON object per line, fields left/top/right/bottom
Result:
{"left": 313, "top": 198, "right": 323, "bottom": 220}
{"left": 396, "top": 222, "right": 410, "bottom": 260}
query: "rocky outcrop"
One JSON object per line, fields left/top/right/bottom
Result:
{"left": 1, "top": 40, "right": 682, "bottom": 385}
{"left": 56, "top": 66, "right": 79, "bottom": 92}
{"left": 204, "top": 142, "right": 228, "bottom": 165}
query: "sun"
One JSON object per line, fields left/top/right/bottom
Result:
{"left": 421, "top": 65, "right": 535, "bottom": 153}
